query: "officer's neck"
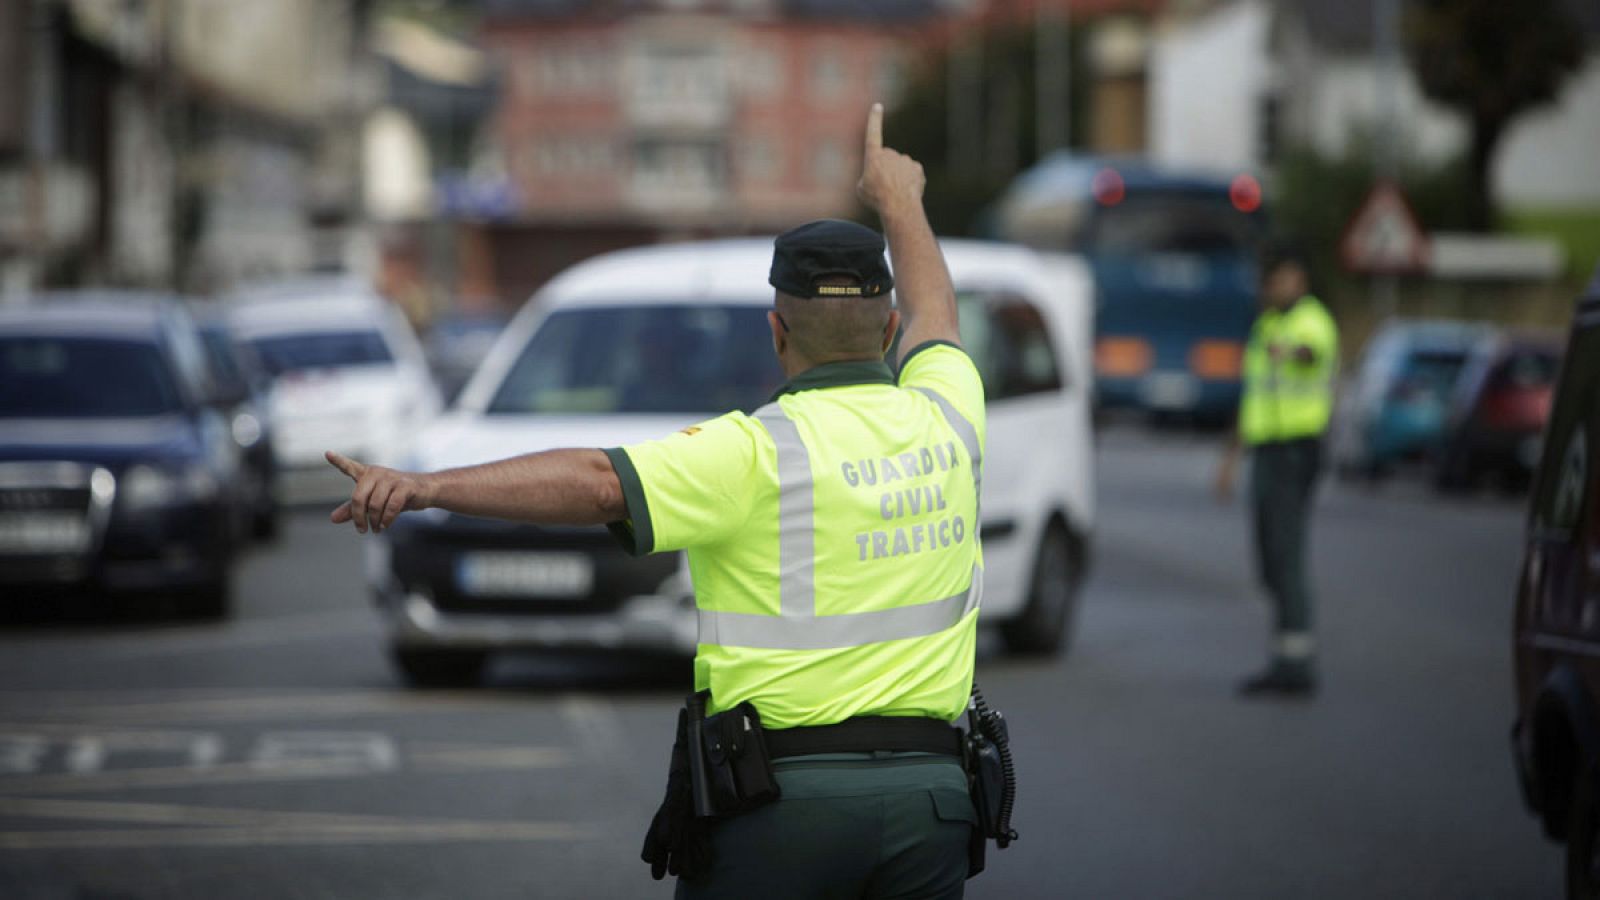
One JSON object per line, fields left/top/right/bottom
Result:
{"left": 779, "top": 352, "right": 885, "bottom": 379}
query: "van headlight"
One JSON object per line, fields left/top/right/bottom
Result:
{"left": 121, "top": 464, "right": 220, "bottom": 508}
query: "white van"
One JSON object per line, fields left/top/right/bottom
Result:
{"left": 368, "top": 240, "right": 1094, "bottom": 685}
{"left": 228, "top": 279, "right": 440, "bottom": 504}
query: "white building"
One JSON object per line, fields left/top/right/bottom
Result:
{"left": 1148, "top": 0, "right": 1600, "bottom": 212}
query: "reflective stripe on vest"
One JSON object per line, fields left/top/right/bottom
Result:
{"left": 695, "top": 393, "right": 983, "bottom": 650}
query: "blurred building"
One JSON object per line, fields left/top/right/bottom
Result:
{"left": 1149, "top": 0, "right": 1600, "bottom": 216}
{"left": 0, "top": 0, "right": 377, "bottom": 300}
{"left": 473, "top": 0, "right": 951, "bottom": 302}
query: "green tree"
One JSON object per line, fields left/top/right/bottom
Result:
{"left": 876, "top": 23, "right": 1092, "bottom": 236}
{"left": 1273, "top": 134, "right": 1471, "bottom": 296}
{"left": 1404, "top": 0, "right": 1584, "bottom": 231}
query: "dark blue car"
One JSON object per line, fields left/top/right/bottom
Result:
{"left": 0, "top": 297, "right": 239, "bottom": 616}
{"left": 994, "top": 154, "right": 1265, "bottom": 422}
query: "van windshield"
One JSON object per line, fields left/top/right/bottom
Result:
{"left": 250, "top": 330, "right": 393, "bottom": 377}
{"left": 0, "top": 337, "right": 184, "bottom": 418}
{"left": 1088, "top": 194, "right": 1259, "bottom": 256}
{"left": 488, "top": 305, "right": 785, "bottom": 415}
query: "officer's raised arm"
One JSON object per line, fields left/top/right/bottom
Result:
{"left": 325, "top": 448, "right": 625, "bottom": 535}
{"left": 856, "top": 102, "right": 960, "bottom": 364}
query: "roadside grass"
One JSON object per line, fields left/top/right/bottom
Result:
{"left": 1505, "top": 207, "right": 1600, "bottom": 283}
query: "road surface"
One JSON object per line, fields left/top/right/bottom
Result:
{"left": 0, "top": 429, "right": 1558, "bottom": 898}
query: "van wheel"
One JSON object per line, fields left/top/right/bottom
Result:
{"left": 1568, "top": 763, "right": 1600, "bottom": 899}
{"left": 392, "top": 647, "right": 487, "bottom": 688}
{"left": 1000, "top": 525, "right": 1083, "bottom": 657}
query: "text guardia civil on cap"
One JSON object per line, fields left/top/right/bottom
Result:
{"left": 770, "top": 219, "right": 895, "bottom": 300}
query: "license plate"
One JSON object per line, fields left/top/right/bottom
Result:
{"left": 456, "top": 552, "right": 594, "bottom": 598}
{"left": 1142, "top": 372, "right": 1198, "bottom": 410}
{"left": 0, "top": 512, "right": 90, "bottom": 554}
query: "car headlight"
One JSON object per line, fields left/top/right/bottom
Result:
{"left": 231, "top": 412, "right": 263, "bottom": 448}
{"left": 121, "top": 464, "right": 220, "bottom": 508}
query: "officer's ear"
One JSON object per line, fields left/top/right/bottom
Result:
{"left": 768, "top": 309, "right": 788, "bottom": 358}
{"left": 882, "top": 309, "right": 901, "bottom": 355}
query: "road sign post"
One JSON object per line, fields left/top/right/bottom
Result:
{"left": 1340, "top": 181, "right": 1430, "bottom": 321}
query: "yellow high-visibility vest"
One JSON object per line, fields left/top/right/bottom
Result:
{"left": 1239, "top": 295, "right": 1339, "bottom": 445}
{"left": 605, "top": 343, "right": 984, "bottom": 728}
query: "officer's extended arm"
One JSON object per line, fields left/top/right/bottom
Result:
{"left": 856, "top": 103, "right": 960, "bottom": 365}
{"left": 326, "top": 449, "right": 625, "bottom": 534}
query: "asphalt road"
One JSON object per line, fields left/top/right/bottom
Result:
{"left": 0, "top": 429, "right": 1560, "bottom": 899}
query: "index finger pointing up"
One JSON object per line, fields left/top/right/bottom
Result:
{"left": 325, "top": 450, "right": 366, "bottom": 481}
{"left": 864, "top": 102, "right": 883, "bottom": 152}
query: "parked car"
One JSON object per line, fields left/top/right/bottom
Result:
{"left": 1332, "top": 319, "right": 1489, "bottom": 480}
{"left": 424, "top": 310, "right": 510, "bottom": 405}
{"left": 197, "top": 313, "right": 280, "bottom": 540}
{"left": 227, "top": 279, "right": 441, "bottom": 505}
{"left": 1511, "top": 269, "right": 1600, "bottom": 896}
{"left": 0, "top": 295, "right": 240, "bottom": 616}
{"left": 1434, "top": 329, "right": 1563, "bottom": 492}
{"left": 367, "top": 238, "right": 1096, "bottom": 686}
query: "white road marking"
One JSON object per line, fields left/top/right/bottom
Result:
{"left": 0, "top": 740, "right": 573, "bottom": 795}
{"left": 408, "top": 743, "right": 574, "bottom": 773}
{"left": 0, "top": 689, "right": 530, "bottom": 726}
{"left": 0, "top": 797, "right": 597, "bottom": 850}
{"left": 63, "top": 731, "right": 224, "bottom": 774}
{"left": 252, "top": 731, "right": 398, "bottom": 774}
{"left": 0, "top": 608, "right": 378, "bottom": 665}
{"left": 0, "top": 735, "right": 47, "bottom": 775}
{"left": 0, "top": 824, "right": 595, "bottom": 850}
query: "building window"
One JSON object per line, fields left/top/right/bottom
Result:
{"left": 811, "top": 51, "right": 846, "bottom": 100}
{"left": 523, "top": 136, "right": 616, "bottom": 178}
{"left": 633, "top": 140, "right": 724, "bottom": 192}
{"left": 811, "top": 139, "right": 846, "bottom": 186}
{"left": 528, "top": 43, "right": 615, "bottom": 96}
{"left": 635, "top": 45, "right": 724, "bottom": 106}
{"left": 739, "top": 135, "right": 781, "bottom": 182}
{"left": 739, "top": 42, "right": 784, "bottom": 97}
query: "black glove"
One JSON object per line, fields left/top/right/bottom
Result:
{"left": 641, "top": 709, "right": 713, "bottom": 881}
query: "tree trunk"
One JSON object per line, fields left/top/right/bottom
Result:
{"left": 1466, "top": 114, "right": 1504, "bottom": 232}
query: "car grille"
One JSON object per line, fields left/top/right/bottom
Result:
{"left": 0, "top": 462, "right": 111, "bottom": 572}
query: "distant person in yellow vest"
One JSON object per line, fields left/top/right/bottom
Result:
{"left": 1215, "top": 240, "right": 1339, "bottom": 697}
{"left": 322, "top": 104, "right": 989, "bottom": 897}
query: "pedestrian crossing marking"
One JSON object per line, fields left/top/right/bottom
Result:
{"left": 0, "top": 796, "right": 597, "bottom": 850}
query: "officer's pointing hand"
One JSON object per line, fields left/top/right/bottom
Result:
{"left": 326, "top": 450, "right": 433, "bottom": 534}
{"left": 857, "top": 102, "right": 924, "bottom": 218}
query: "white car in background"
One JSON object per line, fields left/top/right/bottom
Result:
{"left": 369, "top": 239, "right": 1094, "bottom": 686}
{"left": 227, "top": 279, "right": 440, "bottom": 504}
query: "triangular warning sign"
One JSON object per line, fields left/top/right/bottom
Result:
{"left": 1340, "top": 181, "right": 1430, "bottom": 275}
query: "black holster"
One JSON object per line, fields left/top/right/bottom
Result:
{"left": 962, "top": 683, "right": 1019, "bottom": 879}
{"left": 687, "top": 690, "right": 781, "bottom": 818}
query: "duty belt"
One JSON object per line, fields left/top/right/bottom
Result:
{"left": 764, "top": 715, "right": 963, "bottom": 760}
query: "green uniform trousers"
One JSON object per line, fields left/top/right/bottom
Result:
{"left": 1249, "top": 437, "right": 1323, "bottom": 663}
{"left": 676, "top": 752, "right": 976, "bottom": 900}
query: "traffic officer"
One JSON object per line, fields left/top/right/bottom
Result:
{"left": 325, "top": 104, "right": 986, "bottom": 898}
{"left": 1215, "top": 240, "right": 1339, "bottom": 697}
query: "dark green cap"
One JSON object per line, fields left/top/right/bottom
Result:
{"left": 769, "top": 219, "right": 894, "bottom": 299}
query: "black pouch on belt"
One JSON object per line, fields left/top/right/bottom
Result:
{"left": 691, "top": 692, "right": 781, "bottom": 817}
{"left": 963, "top": 683, "right": 1019, "bottom": 879}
